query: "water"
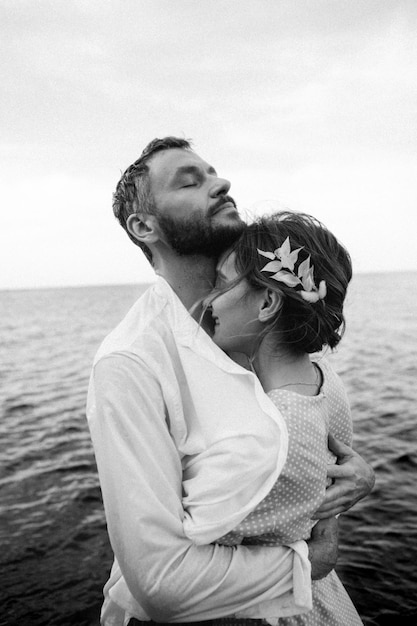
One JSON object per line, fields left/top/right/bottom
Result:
{"left": 1, "top": 273, "right": 416, "bottom": 626}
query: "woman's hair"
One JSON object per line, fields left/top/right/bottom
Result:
{"left": 226, "top": 211, "right": 352, "bottom": 354}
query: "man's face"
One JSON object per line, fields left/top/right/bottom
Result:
{"left": 148, "top": 148, "right": 245, "bottom": 257}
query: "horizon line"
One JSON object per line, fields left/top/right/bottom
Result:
{"left": 1, "top": 268, "right": 416, "bottom": 293}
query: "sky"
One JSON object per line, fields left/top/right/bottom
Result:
{"left": 1, "top": 0, "right": 417, "bottom": 289}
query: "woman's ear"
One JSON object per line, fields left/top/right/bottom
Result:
{"left": 258, "top": 288, "right": 282, "bottom": 323}
{"left": 126, "top": 213, "right": 160, "bottom": 245}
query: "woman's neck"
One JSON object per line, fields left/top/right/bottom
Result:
{"left": 251, "top": 338, "right": 319, "bottom": 395}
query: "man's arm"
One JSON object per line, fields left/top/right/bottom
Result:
{"left": 89, "top": 354, "right": 312, "bottom": 622}
{"left": 313, "top": 434, "right": 375, "bottom": 519}
{"left": 307, "top": 517, "right": 338, "bottom": 580}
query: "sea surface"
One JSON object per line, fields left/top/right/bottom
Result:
{"left": 1, "top": 272, "right": 416, "bottom": 626}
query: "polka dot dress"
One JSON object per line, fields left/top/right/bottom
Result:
{"left": 217, "top": 359, "right": 363, "bottom": 625}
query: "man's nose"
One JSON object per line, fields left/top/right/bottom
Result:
{"left": 210, "top": 176, "right": 231, "bottom": 197}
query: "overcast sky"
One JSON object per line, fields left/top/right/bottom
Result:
{"left": 1, "top": 0, "right": 416, "bottom": 289}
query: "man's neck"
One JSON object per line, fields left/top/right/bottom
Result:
{"left": 155, "top": 254, "right": 216, "bottom": 317}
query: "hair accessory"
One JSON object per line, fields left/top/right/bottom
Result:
{"left": 258, "top": 237, "right": 327, "bottom": 303}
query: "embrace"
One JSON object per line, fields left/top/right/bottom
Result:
{"left": 87, "top": 137, "right": 375, "bottom": 626}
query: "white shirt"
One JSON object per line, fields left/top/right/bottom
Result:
{"left": 86, "top": 277, "right": 312, "bottom": 625}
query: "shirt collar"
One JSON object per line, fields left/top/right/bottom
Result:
{"left": 153, "top": 275, "right": 201, "bottom": 338}
{"left": 153, "top": 276, "right": 252, "bottom": 376}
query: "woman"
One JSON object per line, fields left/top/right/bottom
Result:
{"left": 184, "top": 211, "right": 363, "bottom": 625}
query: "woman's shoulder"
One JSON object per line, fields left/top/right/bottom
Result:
{"left": 312, "top": 356, "right": 353, "bottom": 442}
{"left": 312, "top": 355, "right": 344, "bottom": 389}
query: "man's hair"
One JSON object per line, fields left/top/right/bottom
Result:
{"left": 113, "top": 136, "right": 192, "bottom": 263}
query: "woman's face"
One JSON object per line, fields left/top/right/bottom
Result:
{"left": 209, "top": 252, "right": 264, "bottom": 355}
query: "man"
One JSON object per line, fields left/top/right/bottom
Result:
{"left": 87, "top": 137, "right": 374, "bottom": 625}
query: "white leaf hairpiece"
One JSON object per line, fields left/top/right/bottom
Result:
{"left": 258, "top": 237, "right": 326, "bottom": 303}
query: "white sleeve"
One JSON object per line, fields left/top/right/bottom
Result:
{"left": 87, "top": 353, "right": 312, "bottom": 622}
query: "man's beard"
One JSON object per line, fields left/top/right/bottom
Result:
{"left": 156, "top": 202, "right": 246, "bottom": 258}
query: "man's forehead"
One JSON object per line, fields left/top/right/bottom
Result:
{"left": 149, "top": 148, "right": 216, "bottom": 179}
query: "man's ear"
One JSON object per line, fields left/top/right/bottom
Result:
{"left": 258, "top": 288, "right": 282, "bottom": 323}
{"left": 126, "top": 213, "right": 160, "bottom": 245}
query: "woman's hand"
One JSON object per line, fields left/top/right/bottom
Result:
{"left": 313, "top": 434, "right": 375, "bottom": 519}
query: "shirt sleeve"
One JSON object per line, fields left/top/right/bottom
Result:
{"left": 87, "top": 353, "right": 312, "bottom": 622}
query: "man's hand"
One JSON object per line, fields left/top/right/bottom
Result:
{"left": 308, "top": 517, "right": 339, "bottom": 580}
{"left": 313, "top": 434, "right": 375, "bottom": 519}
